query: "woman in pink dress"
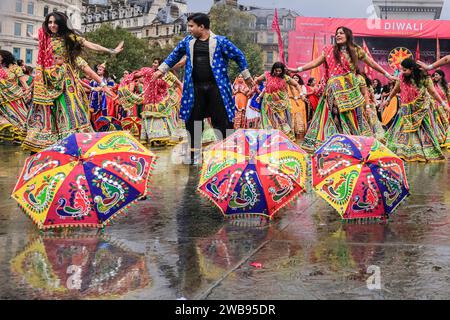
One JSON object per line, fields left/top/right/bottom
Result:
{"left": 288, "top": 27, "right": 396, "bottom": 152}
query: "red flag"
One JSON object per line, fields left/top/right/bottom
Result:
{"left": 362, "top": 39, "right": 375, "bottom": 79}
{"left": 272, "top": 9, "right": 286, "bottom": 65}
{"left": 436, "top": 36, "right": 441, "bottom": 60}
{"left": 416, "top": 40, "right": 420, "bottom": 61}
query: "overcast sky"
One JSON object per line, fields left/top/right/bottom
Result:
{"left": 186, "top": 0, "right": 450, "bottom": 19}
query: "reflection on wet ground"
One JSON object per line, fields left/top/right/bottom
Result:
{"left": 1, "top": 144, "right": 450, "bottom": 299}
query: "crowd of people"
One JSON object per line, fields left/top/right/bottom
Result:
{"left": 2, "top": 11, "right": 450, "bottom": 165}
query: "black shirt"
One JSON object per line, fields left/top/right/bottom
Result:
{"left": 193, "top": 38, "right": 215, "bottom": 83}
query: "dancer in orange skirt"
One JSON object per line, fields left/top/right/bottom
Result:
{"left": 232, "top": 74, "right": 249, "bottom": 129}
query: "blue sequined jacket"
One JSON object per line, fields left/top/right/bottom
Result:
{"left": 158, "top": 32, "right": 251, "bottom": 122}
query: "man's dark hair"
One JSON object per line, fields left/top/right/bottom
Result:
{"left": 187, "top": 13, "right": 210, "bottom": 29}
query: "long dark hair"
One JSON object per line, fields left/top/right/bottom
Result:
{"left": 270, "top": 62, "right": 286, "bottom": 78}
{"left": 434, "top": 69, "right": 448, "bottom": 96}
{"left": 0, "top": 50, "right": 16, "bottom": 67}
{"left": 291, "top": 74, "right": 304, "bottom": 85}
{"left": 43, "top": 12, "right": 82, "bottom": 65}
{"left": 94, "top": 64, "right": 109, "bottom": 79}
{"left": 307, "top": 77, "right": 316, "bottom": 86}
{"left": 401, "top": 58, "right": 427, "bottom": 86}
{"left": 373, "top": 78, "right": 382, "bottom": 94}
{"left": 333, "top": 27, "right": 358, "bottom": 68}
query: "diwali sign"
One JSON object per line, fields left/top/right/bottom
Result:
{"left": 288, "top": 17, "right": 450, "bottom": 82}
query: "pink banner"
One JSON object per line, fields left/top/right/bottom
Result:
{"left": 288, "top": 17, "right": 450, "bottom": 84}
{"left": 294, "top": 17, "right": 450, "bottom": 39}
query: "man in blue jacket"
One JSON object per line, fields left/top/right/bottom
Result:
{"left": 152, "top": 13, "right": 255, "bottom": 164}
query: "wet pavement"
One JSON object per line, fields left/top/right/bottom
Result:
{"left": 1, "top": 143, "right": 450, "bottom": 300}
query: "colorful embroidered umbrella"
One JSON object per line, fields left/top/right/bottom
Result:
{"left": 12, "top": 131, "right": 156, "bottom": 230}
{"left": 10, "top": 235, "right": 150, "bottom": 299}
{"left": 198, "top": 129, "right": 308, "bottom": 220}
{"left": 312, "top": 134, "right": 409, "bottom": 220}
{"left": 121, "top": 117, "right": 142, "bottom": 139}
{"left": 94, "top": 116, "right": 123, "bottom": 132}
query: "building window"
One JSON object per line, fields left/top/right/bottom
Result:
{"left": 14, "top": 22, "right": 22, "bottom": 36}
{"left": 166, "top": 27, "right": 169, "bottom": 35}
{"left": 286, "top": 19, "right": 293, "bottom": 29}
{"left": 16, "top": 0, "right": 22, "bottom": 13}
{"left": 156, "top": 26, "right": 159, "bottom": 36}
{"left": 267, "top": 33, "right": 274, "bottom": 44}
{"left": 13, "top": 48, "right": 21, "bottom": 60}
{"left": 26, "top": 49, "right": 32, "bottom": 64}
{"left": 170, "top": 5, "right": 179, "bottom": 18}
{"left": 27, "top": 1, "right": 34, "bottom": 15}
{"left": 26, "top": 24, "right": 33, "bottom": 37}
{"left": 267, "top": 51, "right": 273, "bottom": 64}
{"left": 146, "top": 30, "right": 149, "bottom": 37}
{"left": 44, "top": 6, "right": 49, "bottom": 16}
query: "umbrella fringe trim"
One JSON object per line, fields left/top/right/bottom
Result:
{"left": 196, "top": 183, "right": 306, "bottom": 220}
{"left": 101, "top": 154, "right": 157, "bottom": 228}
{"left": 16, "top": 161, "right": 158, "bottom": 231}
{"left": 14, "top": 133, "right": 158, "bottom": 230}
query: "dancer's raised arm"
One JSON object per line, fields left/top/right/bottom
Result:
{"left": 380, "top": 81, "right": 400, "bottom": 110}
{"left": 287, "top": 55, "right": 325, "bottom": 74}
{"left": 361, "top": 55, "right": 397, "bottom": 82}
{"left": 82, "top": 39, "right": 124, "bottom": 55}
{"left": 417, "top": 55, "right": 450, "bottom": 71}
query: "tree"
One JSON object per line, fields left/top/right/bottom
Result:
{"left": 209, "top": 4, "right": 264, "bottom": 80}
{"left": 148, "top": 35, "right": 185, "bottom": 79}
{"left": 148, "top": 35, "right": 184, "bottom": 61}
{"left": 82, "top": 24, "right": 154, "bottom": 80}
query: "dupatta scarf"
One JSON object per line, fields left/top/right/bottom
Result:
{"left": 32, "top": 28, "right": 66, "bottom": 107}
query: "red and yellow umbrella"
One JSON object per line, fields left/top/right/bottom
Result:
{"left": 10, "top": 235, "right": 150, "bottom": 299}
{"left": 12, "top": 131, "right": 156, "bottom": 229}
{"left": 94, "top": 116, "right": 122, "bottom": 132}
{"left": 312, "top": 134, "right": 410, "bottom": 220}
{"left": 198, "top": 129, "right": 308, "bottom": 220}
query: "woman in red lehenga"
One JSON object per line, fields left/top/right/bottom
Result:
{"left": 305, "top": 77, "right": 321, "bottom": 113}
{"left": 430, "top": 70, "right": 450, "bottom": 147}
{"left": 288, "top": 27, "right": 396, "bottom": 152}
{"left": 122, "top": 62, "right": 181, "bottom": 147}
{"left": 23, "top": 12, "right": 121, "bottom": 152}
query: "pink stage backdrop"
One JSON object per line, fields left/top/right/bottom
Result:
{"left": 289, "top": 17, "right": 450, "bottom": 84}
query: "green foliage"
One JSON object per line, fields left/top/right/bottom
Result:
{"left": 209, "top": 4, "right": 264, "bottom": 80}
{"left": 148, "top": 34, "right": 184, "bottom": 61}
{"left": 83, "top": 24, "right": 152, "bottom": 79}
